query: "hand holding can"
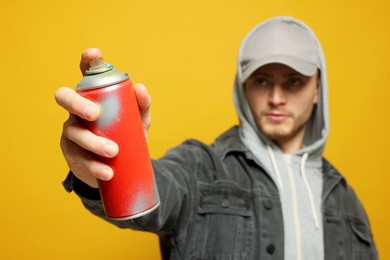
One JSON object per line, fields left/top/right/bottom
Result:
{"left": 76, "top": 56, "right": 159, "bottom": 220}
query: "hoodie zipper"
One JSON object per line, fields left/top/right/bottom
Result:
{"left": 284, "top": 154, "right": 302, "bottom": 260}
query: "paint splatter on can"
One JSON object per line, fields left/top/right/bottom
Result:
{"left": 76, "top": 57, "right": 159, "bottom": 220}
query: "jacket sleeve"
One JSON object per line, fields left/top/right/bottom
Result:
{"left": 62, "top": 140, "right": 208, "bottom": 235}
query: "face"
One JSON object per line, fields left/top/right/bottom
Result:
{"left": 244, "top": 63, "right": 319, "bottom": 151}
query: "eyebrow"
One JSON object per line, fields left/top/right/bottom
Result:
{"left": 251, "top": 72, "right": 272, "bottom": 78}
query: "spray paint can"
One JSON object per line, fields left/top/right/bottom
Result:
{"left": 76, "top": 57, "right": 159, "bottom": 220}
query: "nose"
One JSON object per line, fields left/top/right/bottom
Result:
{"left": 268, "top": 85, "right": 286, "bottom": 106}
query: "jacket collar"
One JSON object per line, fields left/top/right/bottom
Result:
{"left": 212, "top": 126, "right": 248, "bottom": 159}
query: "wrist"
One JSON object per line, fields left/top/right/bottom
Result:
{"left": 63, "top": 172, "right": 101, "bottom": 200}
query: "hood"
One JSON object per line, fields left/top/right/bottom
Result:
{"left": 233, "top": 16, "right": 329, "bottom": 160}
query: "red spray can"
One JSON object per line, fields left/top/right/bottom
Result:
{"left": 76, "top": 57, "right": 159, "bottom": 220}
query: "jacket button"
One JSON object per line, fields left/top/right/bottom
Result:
{"left": 266, "top": 244, "right": 275, "bottom": 254}
{"left": 263, "top": 200, "right": 273, "bottom": 210}
{"left": 221, "top": 199, "right": 230, "bottom": 208}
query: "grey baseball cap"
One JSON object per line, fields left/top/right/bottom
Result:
{"left": 240, "top": 18, "right": 320, "bottom": 81}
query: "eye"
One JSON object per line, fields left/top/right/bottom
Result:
{"left": 254, "top": 77, "right": 271, "bottom": 87}
{"left": 245, "top": 74, "right": 272, "bottom": 91}
{"left": 284, "top": 77, "right": 305, "bottom": 90}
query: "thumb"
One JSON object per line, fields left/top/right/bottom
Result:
{"left": 79, "top": 48, "right": 102, "bottom": 76}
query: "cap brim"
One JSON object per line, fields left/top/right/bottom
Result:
{"left": 242, "top": 56, "right": 318, "bottom": 82}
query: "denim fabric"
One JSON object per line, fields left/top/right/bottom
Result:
{"left": 64, "top": 127, "right": 378, "bottom": 260}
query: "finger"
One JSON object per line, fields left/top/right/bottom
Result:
{"left": 63, "top": 117, "right": 119, "bottom": 158}
{"left": 55, "top": 87, "right": 100, "bottom": 121}
{"left": 60, "top": 135, "right": 113, "bottom": 188}
{"left": 80, "top": 48, "right": 102, "bottom": 76}
{"left": 134, "top": 83, "right": 151, "bottom": 112}
{"left": 134, "top": 83, "right": 152, "bottom": 133}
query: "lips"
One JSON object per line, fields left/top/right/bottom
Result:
{"left": 265, "top": 111, "right": 289, "bottom": 122}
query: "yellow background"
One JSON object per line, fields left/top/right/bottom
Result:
{"left": 0, "top": 0, "right": 388, "bottom": 259}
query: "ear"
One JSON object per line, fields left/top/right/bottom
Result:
{"left": 313, "top": 87, "right": 319, "bottom": 104}
{"left": 313, "top": 75, "right": 320, "bottom": 104}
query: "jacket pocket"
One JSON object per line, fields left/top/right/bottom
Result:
{"left": 190, "top": 181, "right": 254, "bottom": 260}
{"left": 350, "top": 217, "right": 377, "bottom": 260}
{"left": 324, "top": 208, "right": 377, "bottom": 260}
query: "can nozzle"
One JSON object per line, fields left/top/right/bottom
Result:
{"left": 85, "top": 56, "right": 114, "bottom": 75}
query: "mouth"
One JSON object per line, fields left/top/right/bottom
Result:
{"left": 265, "top": 111, "right": 289, "bottom": 122}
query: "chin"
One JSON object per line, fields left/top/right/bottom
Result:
{"left": 259, "top": 125, "right": 292, "bottom": 141}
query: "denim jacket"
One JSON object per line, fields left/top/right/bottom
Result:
{"left": 64, "top": 127, "right": 378, "bottom": 260}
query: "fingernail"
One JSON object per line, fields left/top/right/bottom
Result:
{"left": 84, "top": 106, "right": 97, "bottom": 119}
{"left": 104, "top": 143, "right": 118, "bottom": 157}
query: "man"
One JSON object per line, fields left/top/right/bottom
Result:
{"left": 55, "top": 16, "right": 378, "bottom": 259}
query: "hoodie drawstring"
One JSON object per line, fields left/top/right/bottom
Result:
{"left": 268, "top": 145, "right": 302, "bottom": 260}
{"left": 300, "top": 153, "right": 320, "bottom": 229}
{"left": 267, "top": 144, "right": 284, "bottom": 195}
{"left": 267, "top": 145, "right": 320, "bottom": 231}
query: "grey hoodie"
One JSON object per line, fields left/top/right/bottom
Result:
{"left": 233, "top": 16, "right": 329, "bottom": 260}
